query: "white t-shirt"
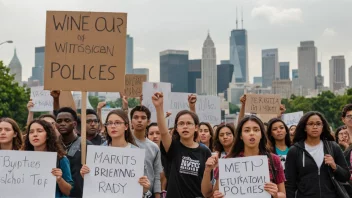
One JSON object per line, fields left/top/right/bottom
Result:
{"left": 305, "top": 140, "right": 324, "bottom": 168}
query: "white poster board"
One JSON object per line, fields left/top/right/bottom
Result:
{"left": 168, "top": 93, "right": 221, "bottom": 127}
{"left": 219, "top": 156, "right": 271, "bottom": 198}
{"left": 30, "top": 86, "right": 53, "bottom": 112}
{"left": 197, "top": 95, "right": 221, "bottom": 125}
{"left": 282, "top": 111, "right": 304, "bottom": 127}
{"left": 83, "top": 145, "right": 145, "bottom": 198}
{"left": 142, "top": 82, "right": 171, "bottom": 122}
{"left": 0, "top": 150, "right": 57, "bottom": 198}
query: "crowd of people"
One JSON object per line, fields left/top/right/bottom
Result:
{"left": 1, "top": 90, "right": 352, "bottom": 198}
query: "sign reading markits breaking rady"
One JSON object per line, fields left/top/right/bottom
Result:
{"left": 44, "top": 11, "right": 127, "bottom": 92}
{"left": 245, "top": 94, "right": 281, "bottom": 115}
{"left": 83, "top": 145, "right": 145, "bottom": 198}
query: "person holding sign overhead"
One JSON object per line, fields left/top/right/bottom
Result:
{"left": 23, "top": 119, "right": 73, "bottom": 197}
{"left": 152, "top": 92, "right": 212, "bottom": 198}
{"left": 0, "top": 117, "right": 23, "bottom": 150}
{"left": 80, "top": 109, "right": 152, "bottom": 197}
{"left": 202, "top": 115, "right": 286, "bottom": 198}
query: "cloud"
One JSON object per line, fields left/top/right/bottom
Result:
{"left": 251, "top": 5, "right": 303, "bottom": 24}
{"left": 322, "top": 28, "right": 336, "bottom": 37}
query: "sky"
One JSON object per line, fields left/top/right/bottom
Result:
{"left": 0, "top": 0, "right": 351, "bottom": 87}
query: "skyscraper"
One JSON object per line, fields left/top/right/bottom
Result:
{"left": 230, "top": 29, "right": 248, "bottom": 83}
{"left": 126, "top": 35, "right": 133, "bottom": 74}
{"left": 279, "top": 62, "right": 290, "bottom": 79}
{"left": 217, "top": 62, "right": 234, "bottom": 94}
{"left": 298, "top": 41, "right": 317, "bottom": 94}
{"left": 262, "top": 49, "right": 279, "bottom": 88}
{"left": 188, "top": 59, "right": 201, "bottom": 93}
{"left": 253, "top": 77, "right": 262, "bottom": 85}
{"left": 316, "top": 61, "right": 324, "bottom": 91}
{"left": 133, "top": 68, "right": 149, "bottom": 81}
{"left": 329, "top": 56, "right": 346, "bottom": 91}
{"left": 201, "top": 33, "right": 217, "bottom": 95}
{"left": 318, "top": 62, "right": 322, "bottom": 76}
{"left": 292, "top": 69, "right": 298, "bottom": 79}
{"left": 8, "top": 49, "right": 22, "bottom": 85}
{"left": 28, "top": 46, "right": 45, "bottom": 86}
{"left": 160, "top": 50, "right": 189, "bottom": 92}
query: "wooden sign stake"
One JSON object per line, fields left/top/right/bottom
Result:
{"left": 81, "top": 91, "right": 87, "bottom": 165}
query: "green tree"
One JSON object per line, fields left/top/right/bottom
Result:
{"left": 0, "top": 61, "right": 30, "bottom": 129}
{"left": 229, "top": 102, "right": 240, "bottom": 114}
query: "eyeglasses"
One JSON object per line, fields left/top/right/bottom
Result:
{"left": 306, "top": 122, "right": 323, "bottom": 128}
{"left": 87, "top": 119, "right": 99, "bottom": 124}
{"left": 176, "top": 122, "right": 195, "bottom": 128}
{"left": 104, "top": 122, "right": 125, "bottom": 127}
{"left": 345, "top": 115, "right": 352, "bottom": 120}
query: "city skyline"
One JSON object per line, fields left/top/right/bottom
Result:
{"left": 0, "top": 0, "right": 351, "bottom": 87}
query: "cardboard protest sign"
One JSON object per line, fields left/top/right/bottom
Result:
{"left": 124, "top": 74, "right": 147, "bottom": 97}
{"left": 0, "top": 150, "right": 57, "bottom": 198}
{"left": 142, "top": 82, "right": 171, "bottom": 122}
{"left": 59, "top": 91, "right": 77, "bottom": 111}
{"left": 282, "top": 111, "right": 304, "bottom": 127}
{"left": 245, "top": 94, "right": 281, "bottom": 115}
{"left": 30, "top": 86, "right": 53, "bottom": 112}
{"left": 83, "top": 145, "right": 145, "bottom": 198}
{"left": 219, "top": 156, "right": 271, "bottom": 198}
{"left": 44, "top": 11, "right": 127, "bottom": 92}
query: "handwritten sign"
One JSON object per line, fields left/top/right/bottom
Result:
{"left": 0, "top": 150, "right": 57, "bottom": 198}
{"left": 30, "top": 86, "right": 53, "bottom": 112}
{"left": 142, "top": 82, "right": 171, "bottom": 122}
{"left": 245, "top": 94, "right": 281, "bottom": 115}
{"left": 282, "top": 111, "right": 303, "bottom": 127}
{"left": 219, "top": 156, "right": 270, "bottom": 198}
{"left": 168, "top": 93, "right": 221, "bottom": 127}
{"left": 197, "top": 95, "right": 221, "bottom": 125}
{"left": 44, "top": 11, "right": 127, "bottom": 92}
{"left": 83, "top": 145, "right": 145, "bottom": 198}
{"left": 124, "top": 74, "right": 147, "bottom": 97}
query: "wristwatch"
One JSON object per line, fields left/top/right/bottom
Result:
{"left": 143, "top": 190, "right": 152, "bottom": 198}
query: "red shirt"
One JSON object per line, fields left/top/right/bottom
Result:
{"left": 214, "top": 152, "right": 286, "bottom": 184}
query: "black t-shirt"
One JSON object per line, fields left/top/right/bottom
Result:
{"left": 161, "top": 140, "right": 212, "bottom": 198}
{"left": 65, "top": 137, "right": 92, "bottom": 198}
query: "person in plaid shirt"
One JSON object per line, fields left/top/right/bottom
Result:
{"left": 201, "top": 115, "right": 286, "bottom": 198}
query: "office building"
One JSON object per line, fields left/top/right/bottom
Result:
{"left": 262, "top": 49, "right": 279, "bottom": 88}
{"left": 28, "top": 46, "right": 45, "bottom": 86}
{"left": 329, "top": 56, "right": 346, "bottom": 91}
{"left": 8, "top": 49, "right": 22, "bottom": 85}
{"left": 279, "top": 62, "right": 290, "bottom": 79}
{"left": 126, "top": 35, "right": 133, "bottom": 74}
{"left": 188, "top": 59, "right": 201, "bottom": 93}
{"left": 160, "top": 50, "right": 189, "bottom": 92}
{"left": 298, "top": 41, "right": 318, "bottom": 94}
{"left": 201, "top": 33, "right": 217, "bottom": 95}
{"left": 217, "top": 62, "right": 234, "bottom": 94}
{"left": 133, "top": 68, "right": 149, "bottom": 81}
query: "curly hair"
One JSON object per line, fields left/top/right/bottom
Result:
{"left": 0, "top": 118, "right": 23, "bottom": 150}
{"left": 23, "top": 119, "right": 66, "bottom": 159}
{"left": 105, "top": 110, "right": 137, "bottom": 146}
{"left": 293, "top": 111, "right": 334, "bottom": 143}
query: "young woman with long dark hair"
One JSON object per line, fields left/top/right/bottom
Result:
{"left": 267, "top": 118, "right": 291, "bottom": 169}
{"left": 213, "top": 123, "right": 235, "bottom": 158}
{"left": 285, "top": 111, "right": 350, "bottom": 198}
{"left": 80, "top": 110, "right": 151, "bottom": 197}
{"left": 199, "top": 122, "right": 214, "bottom": 151}
{"left": 152, "top": 92, "right": 212, "bottom": 198}
{"left": 0, "top": 117, "right": 23, "bottom": 150}
{"left": 24, "top": 119, "right": 73, "bottom": 197}
{"left": 202, "top": 115, "right": 286, "bottom": 198}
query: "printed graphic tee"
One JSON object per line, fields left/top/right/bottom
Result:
{"left": 161, "top": 140, "right": 212, "bottom": 198}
